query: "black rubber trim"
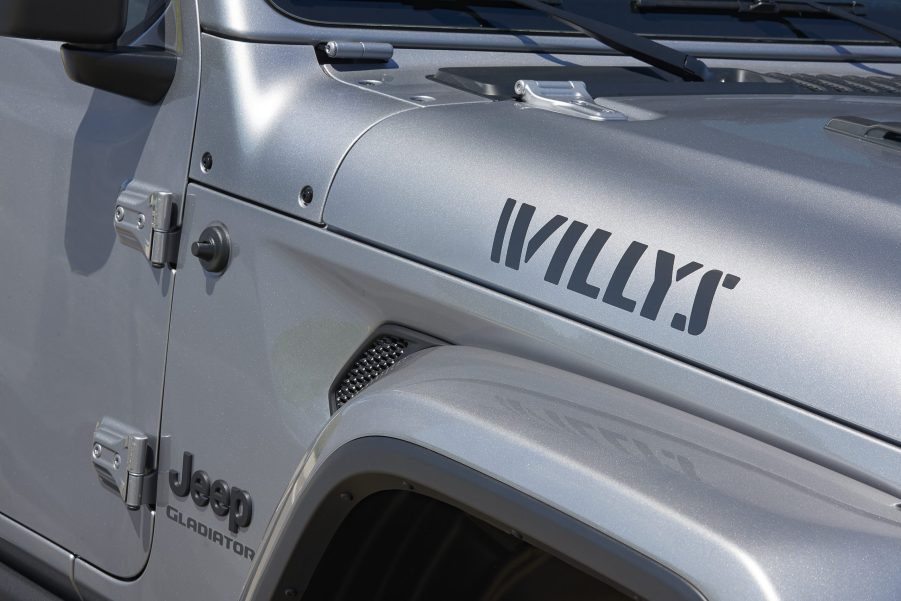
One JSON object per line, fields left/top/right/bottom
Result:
{"left": 248, "top": 436, "right": 706, "bottom": 601}
{"left": 0, "top": 559, "right": 72, "bottom": 601}
{"left": 433, "top": 65, "right": 804, "bottom": 98}
{"left": 0, "top": 0, "right": 126, "bottom": 44}
{"left": 60, "top": 45, "right": 177, "bottom": 104}
{"left": 0, "top": 535, "right": 77, "bottom": 601}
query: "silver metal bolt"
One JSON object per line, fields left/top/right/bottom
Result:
{"left": 113, "top": 454, "right": 121, "bottom": 469}
{"left": 92, "top": 444, "right": 102, "bottom": 458}
{"left": 136, "top": 214, "right": 145, "bottom": 229}
{"left": 114, "top": 206, "right": 125, "bottom": 222}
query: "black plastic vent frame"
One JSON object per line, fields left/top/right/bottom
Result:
{"left": 330, "top": 326, "right": 445, "bottom": 412}
{"left": 764, "top": 73, "right": 901, "bottom": 95}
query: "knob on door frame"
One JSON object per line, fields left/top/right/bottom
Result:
{"left": 191, "top": 224, "right": 230, "bottom": 273}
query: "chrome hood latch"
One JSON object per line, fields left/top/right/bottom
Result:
{"left": 514, "top": 80, "right": 627, "bottom": 121}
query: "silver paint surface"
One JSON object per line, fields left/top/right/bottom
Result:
{"left": 249, "top": 345, "right": 901, "bottom": 601}
{"left": 189, "top": 35, "right": 415, "bottom": 223}
{"left": 74, "top": 185, "right": 901, "bottom": 599}
{"left": 2, "top": 3, "right": 901, "bottom": 594}
{"left": 0, "top": 0, "right": 200, "bottom": 577}
{"left": 325, "top": 93, "right": 901, "bottom": 444}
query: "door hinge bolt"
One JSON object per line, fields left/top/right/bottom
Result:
{"left": 114, "top": 206, "right": 125, "bottom": 222}
{"left": 92, "top": 443, "right": 102, "bottom": 458}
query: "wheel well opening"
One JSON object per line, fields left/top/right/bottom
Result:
{"left": 296, "top": 490, "right": 636, "bottom": 601}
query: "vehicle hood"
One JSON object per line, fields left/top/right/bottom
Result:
{"left": 323, "top": 94, "right": 901, "bottom": 443}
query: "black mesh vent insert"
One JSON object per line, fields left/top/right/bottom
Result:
{"left": 764, "top": 73, "right": 901, "bottom": 95}
{"left": 334, "top": 336, "right": 410, "bottom": 408}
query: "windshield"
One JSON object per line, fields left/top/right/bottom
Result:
{"left": 268, "top": 0, "right": 901, "bottom": 44}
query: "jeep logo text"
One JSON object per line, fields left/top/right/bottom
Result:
{"left": 169, "top": 451, "right": 253, "bottom": 534}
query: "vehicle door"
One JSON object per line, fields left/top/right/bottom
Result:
{"left": 0, "top": 0, "right": 199, "bottom": 577}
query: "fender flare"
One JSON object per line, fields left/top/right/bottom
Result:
{"left": 242, "top": 345, "right": 884, "bottom": 601}
{"left": 239, "top": 435, "right": 704, "bottom": 601}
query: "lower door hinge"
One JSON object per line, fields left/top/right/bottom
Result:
{"left": 114, "top": 182, "right": 182, "bottom": 268}
{"left": 92, "top": 417, "right": 157, "bottom": 510}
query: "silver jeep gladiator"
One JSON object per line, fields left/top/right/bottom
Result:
{"left": 2, "top": 1, "right": 901, "bottom": 600}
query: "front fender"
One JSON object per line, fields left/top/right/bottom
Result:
{"left": 243, "top": 346, "right": 901, "bottom": 601}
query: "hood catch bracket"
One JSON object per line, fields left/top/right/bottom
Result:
{"left": 514, "top": 80, "right": 627, "bottom": 121}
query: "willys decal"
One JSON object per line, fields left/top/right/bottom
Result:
{"left": 491, "top": 198, "right": 740, "bottom": 336}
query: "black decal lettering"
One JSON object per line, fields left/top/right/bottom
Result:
{"left": 722, "top": 273, "right": 740, "bottom": 289}
{"left": 166, "top": 506, "right": 179, "bottom": 522}
{"left": 641, "top": 254, "right": 704, "bottom": 321}
{"left": 224, "top": 535, "right": 232, "bottom": 550}
{"left": 544, "top": 221, "right": 587, "bottom": 285}
{"left": 504, "top": 203, "right": 535, "bottom": 269}
{"left": 229, "top": 488, "right": 253, "bottom": 534}
{"left": 168, "top": 452, "right": 193, "bottom": 497}
{"left": 602, "top": 241, "right": 647, "bottom": 312}
{"left": 504, "top": 203, "right": 568, "bottom": 269}
{"left": 566, "top": 228, "right": 611, "bottom": 298}
{"left": 676, "top": 262, "right": 703, "bottom": 281}
{"left": 524, "top": 215, "right": 567, "bottom": 262}
{"left": 233, "top": 541, "right": 244, "bottom": 556}
{"left": 213, "top": 531, "right": 223, "bottom": 545}
{"left": 491, "top": 198, "right": 516, "bottom": 263}
{"left": 245, "top": 547, "right": 255, "bottom": 561}
{"left": 190, "top": 470, "right": 211, "bottom": 507}
{"left": 640, "top": 251, "right": 674, "bottom": 320}
{"left": 210, "top": 479, "right": 231, "bottom": 517}
{"left": 687, "top": 270, "right": 724, "bottom": 336}
{"left": 671, "top": 313, "right": 687, "bottom": 331}
{"left": 197, "top": 523, "right": 208, "bottom": 537}
{"left": 178, "top": 511, "right": 185, "bottom": 526}
{"left": 186, "top": 517, "right": 197, "bottom": 533}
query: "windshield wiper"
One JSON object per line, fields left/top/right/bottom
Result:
{"left": 633, "top": 0, "right": 901, "bottom": 47}
{"left": 407, "top": 0, "right": 714, "bottom": 81}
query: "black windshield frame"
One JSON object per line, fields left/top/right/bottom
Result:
{"left": 266, "top": 0, "right": 901, "bottom": 45}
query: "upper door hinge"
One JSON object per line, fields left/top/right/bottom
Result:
{"left": 92, "top": 417, "right": 157, "bottom": 510}
{"left": 114, "top": 182, "right": 182, "bottom": 268}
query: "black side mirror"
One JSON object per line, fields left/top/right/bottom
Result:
{"left": 0, "top": 0, "right": 127, "bottom": 44}
{"left": 0, "top": 0, "right": 177, "bottom": 104}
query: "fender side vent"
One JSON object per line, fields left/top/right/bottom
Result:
{"left": 331, "top": 327, "right": 444, "bottom": 412}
